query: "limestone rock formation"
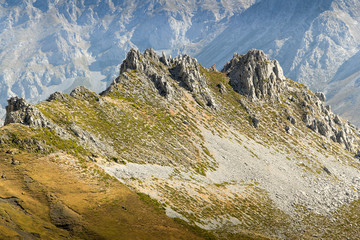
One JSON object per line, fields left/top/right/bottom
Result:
{"left": 5, "top": 97, "right": 53, "bottom": 128}
{"left": 222, "top": 49, "right": 285, "bottom": 101}
{"left": 70, "top": 86, "right": 100, "bottom": 101}
{"left": 170, "top": 54, "right": 216, "bottom": 107}
{"left": 4, "top": 92, "right": 114, "bottom": 156}
{"left": 105, "top": 48, "right": 216, "bottom": 108}
{"left": 295, "top": 87, "right": 359, "bottom": 151}
{"left": 5, "top": 49, "right": 360, "bottom": 154}
{"left": 303, "top": 107, "right": 358, "bottom": 152}
{"left": 221, "top": 49, "right": 360, "bottom": 152}
{"left": 116, "top": 48, "right": 176, "bottom": 100}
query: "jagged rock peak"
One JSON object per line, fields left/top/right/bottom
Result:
{"left": 222, "top": 49, "right": 285, "bottom": 101}
{"left": 315, "top": 92, "right": 326, "bottom": 102}
{"left": 4, "top": 97, "right": 30, "bottom": 126}
{"left": 119, "top": 48, "right": 162, "bottom": 75}
{"left": 302, "top": 100, "right": 358, "bottom": 152}
{"left": 288, "top": 84, "right": 359, "bottom": 152}
{"left": 118, "top": 48, "right": 205, "bottom": 94}
{"left": 5, "top": 97, "right": 52, "bottom": 128}
{"left": 159, "top": 52, "right": 168, "bottom": 65}
{"left": 115, "top": 48, "right": 216, "bottom": 108}
{"left": 116, "top": 48, "right": 175, "bottom": 99}
{"left": 170, "top": 54, "right": 203, "bottom": 91}
{"left": 5, "top": 97, "right": 29, "bottom": 114}
{"left": 119, "top": 48, "right": 142, "bottom": 74}
{"left": 170, "top": 54, "right": 216, "bottom": 107}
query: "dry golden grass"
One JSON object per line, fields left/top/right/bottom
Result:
{"left": 0, "top": 135, "right": 204, "bottom": 240}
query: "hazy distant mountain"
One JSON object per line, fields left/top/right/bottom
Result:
{"left": 196, "top": 0, "right": 360, "bottom": 124}
{"left": 0, "top": 0, "right": 257, "bottom": 123}
{"left": 3, "top": 47, "right": 360, "bottom": 239}
{"left": 0, "top": 0, "right": 360, "bottom": 125}
{"left": 326, "top": 50, "right": 360, "bottom": 125}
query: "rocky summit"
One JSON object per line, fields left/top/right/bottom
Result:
{"left": 1, "top": 48, "right": 360, "bottom": 239}
{"left": 222, "top": 49, "right": 286, "bottom": 101}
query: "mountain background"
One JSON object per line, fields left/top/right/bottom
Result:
{"left": 0, "top": 0, "right": 359, "bottom": 125}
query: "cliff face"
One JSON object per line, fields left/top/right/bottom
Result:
{"left": 222, "top": 49, "right": 285, "bottom": 101}
{"left": 3, "top": 48, "right": 360, "bottom": 239}
{"left": 222, "top": 49, "right": 359, "bottom": 152}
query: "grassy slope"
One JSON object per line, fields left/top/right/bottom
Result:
{"left": 200, "top": 68, "right": 360, "bottom": 239}
{"left": 0, "top": 124, "right": 204, "bottom": 240}
{"left": 1, "top": 62, "right": 360, "bottom": 239}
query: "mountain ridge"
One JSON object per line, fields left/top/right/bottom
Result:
{"left": 1, "top": 0, "right": 360, "bottom": 127}
{"left": 2, "top": 48, "right": 360, "bottom": 239}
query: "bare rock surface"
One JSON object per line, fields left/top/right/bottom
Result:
{"left": 106, "top": 48, "right": 216, "bottom": 108}
{"left": 223, "top": 49, "right": 360, "bottom": 152}
{"left": 222, "top": 49, "right": 285, "bottom": 101}
{"left": 4, "top": 96, "right": 62, "bottom": 132}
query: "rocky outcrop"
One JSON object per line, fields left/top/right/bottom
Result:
{"left": 169, "top": 55, "right": 204, "bottom": 92}
{"left": 47, "top": 92, "right": 69, "bottom": 102}
{"left": 5, "top": 97, "right": 53, "bottom": 128}
{"left": 302, "top": 93, "right": 358, "bottom": 152}
{"left": 169, "top": 54, "right": 215, "bottom": 107}
{"left": 4, "top": 97, "right": 70, "bottom": 140}
{"left": 117, "top": 48, "right": 175, "bottom": 99}
{"left": 5, "top": 91, "right": 116, "bottom": 156}
{"left": 114, "top": 48, "right": 215, "bottom": 108}
{"left": 222, "top": 49, "right": 285, "bottom": 101}
{"left": 4, "top": 48, "right": 359, "bottom": 155}
{"left": 70, "top": 86, "right": 100, "bottom": 101}
{"left": 221, "top": 49, "right": 359, "bottom": 152}
{"left": 285, "top": 84, "right": 360, "bottom": 151}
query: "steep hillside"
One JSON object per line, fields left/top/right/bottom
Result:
{"left": 0, "top": 126, "right": 205, "bottom": 239}
{"left": 197, "top": 0, "right": 360, "bottom": 89}
{"left": 196, "top": 0, "right": 360, "bottom": 125}
{"left": 1, "top": 0, "right": 360, "bottom": 126}
{"left": 2, "top": 48, "right": 360, "bottom": 239}
{"left": 0, "top": 0, "right": 255, "bottom": 124}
